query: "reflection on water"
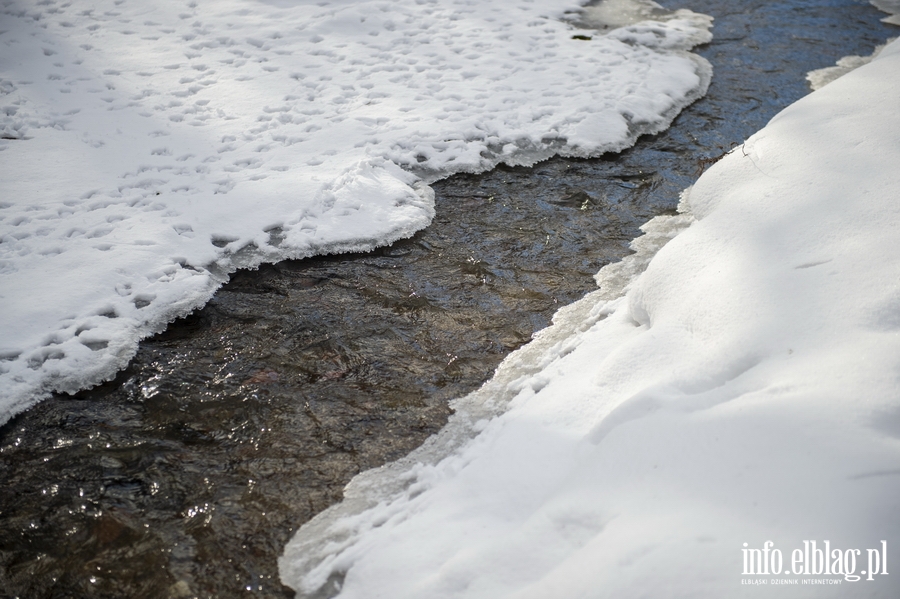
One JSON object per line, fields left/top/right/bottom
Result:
{"left": 0, "top": 1, "right": 894, "bottom": 597}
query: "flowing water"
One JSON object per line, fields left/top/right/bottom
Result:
{"left": 0, "top": 1, "right": 895, "bottom": 597}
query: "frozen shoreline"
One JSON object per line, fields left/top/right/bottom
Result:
{"left": 280, "top": 18, "right": 900, "bottom": 599}
{"left": 0, "top": 0, "right": 712, "bottom": 424}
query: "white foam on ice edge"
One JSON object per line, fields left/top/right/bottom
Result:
{"left": 279, "top": 35, "right": 900, "bottom": 599}
{"left": 0, "top": 0, "right": 713, "bottom": 423}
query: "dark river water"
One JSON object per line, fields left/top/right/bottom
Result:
{"left": 1, "top": 1, "right": 895, "bottom": 597}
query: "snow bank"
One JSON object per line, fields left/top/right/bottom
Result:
{"left": 0, "top": 0, "right": 712, "bottom": 422}
{"left": 280, "top": 36, "right": 900, "bottom": 599}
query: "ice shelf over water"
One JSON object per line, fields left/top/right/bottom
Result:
{"left": 279, "top": 29, "right": 900, "bottom": 599}
{"left": 0, "top": 0, "right": 713, "bottom": 421}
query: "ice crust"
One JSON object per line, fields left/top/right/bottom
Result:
{"left": 280, "top": 36, "right": 900, "bottom": 599}
{"left": 0, "top": 0, "right": 713, "bottom": 422}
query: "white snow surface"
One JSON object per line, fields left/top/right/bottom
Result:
{"left": 280, "top": 37, "right": 900, "bottom": 598}
{"left": 0, "top": 0, "right": 713, "bottom": 421}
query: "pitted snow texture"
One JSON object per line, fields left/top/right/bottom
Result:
{"left": 0, "top": 0, "right": 711, "bottom": 422}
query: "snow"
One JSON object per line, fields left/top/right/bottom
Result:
{"left": 0, "top": 0, "right": 713, "bottom": 422}
{"left": 279, "top": 31, "right": 900, "bottom": 599}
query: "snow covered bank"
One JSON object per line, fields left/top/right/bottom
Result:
{"left": 280, "top": 35, "right": 900, "bottom": 599}
{"left": 0, "top": 0, "right": 712, "bottom": 422}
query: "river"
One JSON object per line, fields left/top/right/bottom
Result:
{"left": 0, "top": 1, "right": 895, "bottom": 597}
